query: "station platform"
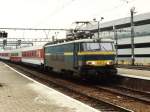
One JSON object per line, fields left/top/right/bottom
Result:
{"left": 117, "top": 68, "right": 150, "bottom": 80}
{"left": 0, "top": 62, "right": 99, "bottom": 112}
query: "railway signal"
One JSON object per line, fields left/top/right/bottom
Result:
{"left": 3, "top": 39, "right": 7, "bottom": 49}
{"left": 17, "top": 40, "right": 21, "bottom": 46}
{"left": 3, "top": 40, "right": 7, "bottom": 46}
{"left": 0, "top": 31, "right": 8, "bottom": 38}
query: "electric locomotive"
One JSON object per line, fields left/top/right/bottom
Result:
{"left": 45, "top": 38, "right": 117, "bottom": 78}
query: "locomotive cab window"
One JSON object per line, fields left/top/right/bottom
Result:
{"left": 82, "top": 42, "right": 114, "bottom": 51}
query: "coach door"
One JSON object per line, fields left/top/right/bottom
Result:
{"left": 73, "top": 43, "right": 79, "bottom": 69}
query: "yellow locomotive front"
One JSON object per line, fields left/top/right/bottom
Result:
{"left": 77, "top": 39, "right": 117, "bottom": 77}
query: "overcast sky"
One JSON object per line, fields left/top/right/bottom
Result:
{"left": 0, "top": 0, "right": 150, "bottom": 39}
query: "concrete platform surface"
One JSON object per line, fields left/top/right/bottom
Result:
{"left": 117, "top": 68, "right": 150, "bottom": 80}
{"left": 0, "top": 62, "right": 100, "bottom": 112}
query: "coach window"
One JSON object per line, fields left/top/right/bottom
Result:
{"left": 37, "top": 50, "right": 40, "bottom": 57}
{"left": 26, "top": 52, "right": 28, "bottom": 57}
{"left": 28, "top": 52, "right": 30, "bottom": 57}
{"left": 32, "top": 51, "right": 33, "bottom": 57}
{"left": 31, "top": 51, "right": 33, "bottom": 57}
{"left": 32, "top": 51, "right": 34, "bottom": 57}
{"left": 31, "top": 51, "right": 32, "bottom": 57}
{"left": 30, "top": 51, "right": 32, "bottom": 57}
{"left": 27, "top": 52, "right": 28, "bottom": 57}
{"left": 34, "top": 51, "right": 36, "bottom": 57}
{"left": 26, "top": 52, "right": 27, "bottom": 57}
{"left": 34, "top": 50, "right": 39, "bottom": 57}
{"left": 30, "top": 51, "right": 31, "bottom": 57}
{"left": 33, "top": 51, "right": 35, "bottom": 57}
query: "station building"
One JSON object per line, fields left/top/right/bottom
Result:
{"left": 82, "top": 12, "right": 150, "bottom": 65}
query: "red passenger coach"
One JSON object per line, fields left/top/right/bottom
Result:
{"left": 0, "top": 50, "right": 10, "bottom": 60}
{"left": 0, "top": 45, "right": 45, "bottom": 67}
{"left": 10, "top": 49, "right": 22, "bottom": 62}
{"left": 21, "top": 46, "right": 44, "bottom": 66}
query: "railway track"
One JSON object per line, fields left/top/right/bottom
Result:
{"left": 96, "top": 85, "right": 150, "bottom": 104}
{"left": 4, "top": 62, "right": 150, "bottom": 112}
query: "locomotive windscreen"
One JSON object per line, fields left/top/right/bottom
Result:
{"left": 82, "top": 42, "right": 114, "bottom": 51}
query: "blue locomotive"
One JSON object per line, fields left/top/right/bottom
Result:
{"left": 44, "top": 38, "right": 117, "bottom": 78}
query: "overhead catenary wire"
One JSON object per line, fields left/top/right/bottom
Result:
{"left": 0, "top": 27, "right": 90, "bottom": 31}
{"left": 92, "top": 0, "right": 137, "bottom": 20}
{"left": 34, "top": 0, "right": 77, "bottom": 28}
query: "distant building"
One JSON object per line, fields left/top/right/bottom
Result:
{"left": 82, "top": 12, "right": 150, "bottom": 65}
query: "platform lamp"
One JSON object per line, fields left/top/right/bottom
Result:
{"left": 93, "top": 17, "right": 104, "bottom": 39}
{"left": 130, "top": 7, "right": 136, "bottom": 66}
{"left": 113, "top": 25, "right": 118, "bottom": 65}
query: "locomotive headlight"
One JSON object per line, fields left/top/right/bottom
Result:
{"left": 106, "top": 61, "right": 113, "bottom": 65}
{"left": 86, "top": 61, "right": 96, "bottom": 65}
{"left": 91, "top": 61, "right": 96, "bottom": 65}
